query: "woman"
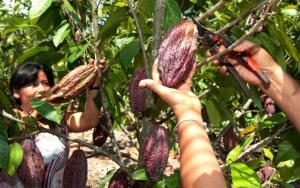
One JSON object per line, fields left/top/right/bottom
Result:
{"left": 9, "top": 61, "right": 103, "bottom": 187}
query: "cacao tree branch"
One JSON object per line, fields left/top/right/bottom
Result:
{"left": 128, "top": 1, "right": 150, "bottom": 79}
{"left": 91, "top": 0, "right": 124, "bottom": 165}
{"left": 151, "top": 0, "right": 167, "bottom": 62}
{"left": 221, "top": 123, "right": 291, "bottom": 170}
{"left": 1, "top": 110, "right": 127, "bottom": 168}
{"left": 196, "top": 0, "right": 226, "bottom": 23}
{"left": 198, "top": 0, "right": 281, "bottom": 67}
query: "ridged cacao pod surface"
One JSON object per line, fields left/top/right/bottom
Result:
{"left": 93, "top": 116, "right": 109, "bottom": 147}
{"left": 17, "top": 139, "right": 45, "bottom": 188}
{"left": 108, "top": 169, "right": 131, "bottom": 188}
{"left": 48, "top": 63, "right": 97, "bottom": 103}
{"left": 143, "top": 125, "right": 169, "bottom": 181}
{"left": 63, "top": 148, "right": 87, "bottom": 188}
{"left": 158, "top": 19, "right": 198, "bottom": 87}
{"left": 129, "top": 68, "right": 147, "bottom": 116}
{"left": 256, "top": 166, "right": 275, "bottom": 183}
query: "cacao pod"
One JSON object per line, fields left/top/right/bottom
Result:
{"left": 47, "top": 63, "right": 97, "bottom": 103}
{"left": 223, "top": 127, "right": 237, "bottom": 152}
{"left": 93, "top": 116, "right": 109, "bottom": 147}
{"left": 158, "top": 19, "right": 198, "bottom": 88}
{"left": 129, "top": 68, "right": 147, "bottom": 116}
{"left": 63, "top": 148, "right": 87, "bottom": 188}
{"left": 0, "top": 171, "right": 15, "bottom": 188}
{"left": 256, "top": 165, "right": 275, "bottom": 183}
{"left": 108, "top": 169, "right": 131, "bottom": 188}
{"left": 17, "top": 139, "right": 45, "bottom": 188}
{"left": 143, "top": 124, "right": 169, "bottom": 182}
{"left": 264, "top": 97, "right": 275, "bottom": 117}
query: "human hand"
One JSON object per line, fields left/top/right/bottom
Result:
{"left": 139, "top": 60, "right": 202, "bottom": 122}
{"left": 208, "top": 40, "right": 279, "bottom": 87}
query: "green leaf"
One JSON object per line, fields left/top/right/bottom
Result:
{"left": 132, "top": 168, "right": 148, "bottom": 180}
{"left": 18, "top": 46, "right": 50, "bottom": 63}
{"left": 29, "top": 98, "right": 62, "bottom": 124}
{"left": 120, "top": 40, "right": 141, "bottom": 70}
{"left": 0, "top": 90, "right": 12, "bottom": 113}
{"left": 6, "top": 142, "right": 23, "bottom": 176}
{"left": 262, "top": 148, "right": 273, "bottom": 161}
{"left": 0, "top": 122, "right": 9, "bottom": 169}
{"left": 267, "top": 21, "right": 300, "bottom": 70}
{"left": 29, "top": 0, "right": 54, "bottom": 20}
{"left": 98, "top": 168, "right": 117, "bottom": 188}
{"left": 276, "top": 131, "right": 300, "bottom": 163}
{"left": 137, "top": 0, "right": 155, "bottom": 18}
{"left": 226, "top": 135, "right": 254, "bottom": 164}
{"left": 98, "top": 7, "right": 129, "bottom": 39}
{"left": 164, "top": 0, "right": 181, "bottom": 31}
{"left": 164, "top": 171, "right": 180, "bottom": 188}
{"left": 281, "top": 5, "right": 298, "bottom": 16}
{"left": 230, "top": 163, "right": 262, "bottom": 188}
{"left": 53, "top": 23, "right": 70, "bottom": 47}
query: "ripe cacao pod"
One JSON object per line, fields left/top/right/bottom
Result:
{"left": 17, "top": 139, "right": 45, "bottom": 188}
{"left": 47, "top": 63, "right": 97, "bottom": 103}
{"left": 158, "top": 19, "right": 198, "bottom": 88}
{"left": 223, "top": 127, "right": 237, "bottom": 152}
{"left": 0, "top": 171, "right": 15, "bottom": 188}
{"left": 63, "top": 148, "right": 87, "bottom": 188}
{"left": 129, "top": 68, "right": 147, "bottom": 116}
{"left": 108, "top": 169, "right": 131, "bottom": 188}
{"left": 93, "top": 116, "right": 109, "bottom": 147}
{"left": 143, "top": 125, "right": 169, "bottom": 182}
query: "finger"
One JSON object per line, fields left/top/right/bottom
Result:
{"left": 219, "top": 66, "right": 228, "bottom": 75}
{"left": 152, "top": 59, "right": 161, "bottom": 82}
{"left": 88, "top": 59, "right": 94, "bottom": 64}
{"left": 212, "top": 59, "right": 220, "bottom": 65}
{"left": 233, "top": 40, "right": 259, "bottom": 53}
{"left": 139, "top": 79, "right": 170, "bottom": 99}
{"left": 206, "top": 50, "right": 212, "bottom": 57}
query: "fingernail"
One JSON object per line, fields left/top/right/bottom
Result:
{"left": 139, "top": 81, "right": 146, "bottom": 87}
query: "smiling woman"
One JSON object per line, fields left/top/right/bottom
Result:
{"left": 9, "top": 61, "right": 103, "bottom": 187}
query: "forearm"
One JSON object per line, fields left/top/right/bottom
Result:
{"left": 177, "top": 114, "right": 226, "bottom": 188}
{"left": 260, "top": 65, "right": 300, "bottom": 131}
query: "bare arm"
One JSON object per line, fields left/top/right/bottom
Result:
{"left": 139, "top": 61, "right": 226, "bottom": 188}
{"left": 212, "top": 40, "right": 300, "bottom": 131}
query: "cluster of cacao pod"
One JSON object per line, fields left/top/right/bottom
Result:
{"left": 63, "top": 148, "right": 88, "bottom": 188}
{"left": 46, "top": 63, "right": 98, "bottom": 103}
{"left": 143, "top": 124, "right": 169, "bottom": 182}
{"left": 129, "top": 68, "right": 147, "bottom": 116}
{"left": 17, "top": 139, "right": 45, "bottom": 188}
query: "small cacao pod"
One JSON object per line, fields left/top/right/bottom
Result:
{"left": 256, "top": 165, "right": 275, "bottom": 183}
{"left": 63, "top": 148, "right": 87, "bottom": 188}
{"left": 93, "top": 116, "right": 109, "bottom": 147}
{"left": 17, "top": 139, "right": 45, "bottom": 188}
{"left": 129, "top": 68, "right": 147, "bottom": 116}
{"left": 108, "top": 169, "right": 131, "bottom": 188}
{"left": 223, "top": 127, "right": 237, "bottom": 152}
{"left": 47, "top": 63, "right": 97, "bottom": 103}
{"left": 264, "top": 97, "right": 275, "bottom": 117}
{"left": 158, "top": 19, "right": 198, "bottom": 87}
{"left": 0, "top": 171, "right": 15, "bottom": 188}
{"left": 143, "top": 124, "right": 169, "bottom": 182}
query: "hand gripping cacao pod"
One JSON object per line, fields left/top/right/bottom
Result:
{"left": 222, "top": 127, "right": 237, "bottom": 152}
{"left": 108, "top": 169, "right": 131, "bottom": 188}
{"left": 158, "top": 19, "right": 198, "bottom": 88}
{"left": 63, "top": 148, "right": 87, "bottom": 188}
{"left": 143, "top": 125, "right": 169, "bottom": 181}
{"left": 47, "top": 63, "right": 97, "bottom": 103}
{"left": 93, "top": 116, "right": 109, "bottom": 147}
{"left": 17, "top": 139, "right": 45, "bottom": 188}
{"left": 129, "top": 68, "right": 147, "bottom": 116}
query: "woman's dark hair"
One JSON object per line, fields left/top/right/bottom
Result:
{"left": 9, "top": 62, "right": 54, "bottom": 105}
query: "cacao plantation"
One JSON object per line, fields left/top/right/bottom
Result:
{"left": 0, "top": 0, "right": 300, "bottom": 187}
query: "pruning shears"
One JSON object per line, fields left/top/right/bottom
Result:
{"left": 191, "top": 18, "right": 270, "bottom": 98}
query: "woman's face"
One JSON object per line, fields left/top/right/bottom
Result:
{"left": 14, "top": 70, "right": 51, "bottom": 113}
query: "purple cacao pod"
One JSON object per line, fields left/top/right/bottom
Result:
{"left": 93, "top": 116, "right": 109, "bottom": 147}
{"left": 63, "top": 148, "right": 87, "bottom": 188}
{"left": 129, "top": 68, "right": 147, "bottom": 116}
{"left": 158, "top": 19, "right": 198, "bottom": 87}
{"left": 17, "top": 139, "right": 45, "bottom": 188}
{"left": 108, "top": 169, "right": 131, "bottom": 188}
{"left": 143, "top": 125, "right": 169, "bottom": 181}
{"left": 223, "top": 127, "right": 237, "bottom": 152}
